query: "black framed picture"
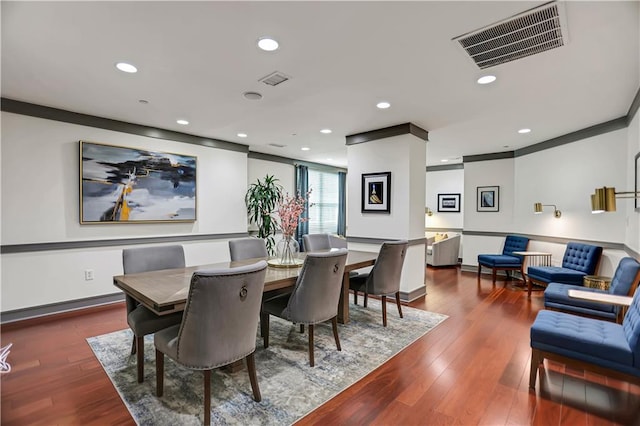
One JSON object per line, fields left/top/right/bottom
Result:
{"left": 477, "top": 186, "right": 499, "bottom": 212}
{"left": 361, "top": 172, "right": 391, "bottom": 213}
{"left": 437, "top": 193, "right": 461, "bottom": 212}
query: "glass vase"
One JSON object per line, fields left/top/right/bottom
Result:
{"left": 276, "top": 235, "right": 300, "bottom": 265}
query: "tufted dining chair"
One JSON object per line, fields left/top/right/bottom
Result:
{"left": 229, "top": 237, "right": 268, "bottom": 261}
{"left": 302, "top": 233, "right": 348, "bottom": 251}
{"left": 154, "top": 261, "right": 267, "bottom": 426}
{"left": 348, "top": 240, "right": 408, "bottom": 327}
{"left": 303, "top": 233, "right": 357, "bottom": 278}
{"left": 260, "top": 249, "right": 348, "bottom": 367}
{"left": 122, "top": 245, "right": 185, "bottom": 383}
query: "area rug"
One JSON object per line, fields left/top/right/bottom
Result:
{"left": 87, "top": 299, "right": 447, "bottom": 425}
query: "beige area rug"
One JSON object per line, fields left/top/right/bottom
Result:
{"left": 88, "top": 299, "right": 447, "bottom": 425}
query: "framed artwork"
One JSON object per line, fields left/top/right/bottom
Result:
{"left": 362, "top": 172, "right": 391, "bottom": 213}
{"left": 80, "top": 141, "right": 197, "bottom": 224}
{"left": 634, "top": 152, "right": 640, "bottom": 212}
{"left": 477, "top": 186, "right": 499, "bottom": 212}
{"left": 437, "top": 193, "right": 461, "bottom": 212}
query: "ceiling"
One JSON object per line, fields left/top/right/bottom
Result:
{"left": 2, "top": 1, "right": 638, "bottom": 168}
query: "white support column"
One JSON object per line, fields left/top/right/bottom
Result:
{"left": 346, "top": 124, "right": 428, "bottom": 300}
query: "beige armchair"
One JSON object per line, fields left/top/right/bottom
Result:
{"left": 426, "top": 234, "right": 460, "bottom": 267}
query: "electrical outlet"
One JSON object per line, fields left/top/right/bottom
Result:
{"left": 84, "top": 269, "right": 94, "bottom": 281}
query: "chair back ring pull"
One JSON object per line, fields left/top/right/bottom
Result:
{"left": 239, "top": 285, "right": 248, "bottom": 300}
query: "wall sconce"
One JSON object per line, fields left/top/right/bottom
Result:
{"left": 425, "top": 207, "right": 433, "bottom": 217}
{"left": 534, "top": 202, "right": 561, "bottom": 218}
{"left": 590, "top": 186, "right": 640, "bottom": 213}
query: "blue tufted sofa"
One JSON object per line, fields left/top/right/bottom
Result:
{"left": 477, "top": 235, "right": 529, "bottom": 284}
{"left": 527, "top": 242, "right": 603, "bottom": 297}
{"left": 544, "top": 257, "right": 640, "bottom": 323}
{"left": 529, "top": 285, "right": 640, "bottom": 389}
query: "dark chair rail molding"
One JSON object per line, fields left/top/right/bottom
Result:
{"left": 462, "top": 230, "right": 637, "bottom": 261}
{"left": 0, "top": 233, "right": 249, "bottom": 254}
{"left": 346, "top": 237, "right": 426, "bottom": 246}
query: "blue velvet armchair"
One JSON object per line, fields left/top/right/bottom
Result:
{"left": 477, "top": 235, "right": 529, "bottom": 284}
{"left": 544, "top": 257, "right": 640, "bottom": 323}
{"left": 529, "top": 282, "right": 640, "bottom": 389}
{"left": 527, "top": 242, "right": 603, "bottom": 297}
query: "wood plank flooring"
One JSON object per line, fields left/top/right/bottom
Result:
{"left": 2, "top": 267, "right": 639, "bottom": 425}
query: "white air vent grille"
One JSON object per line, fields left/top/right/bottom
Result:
{"left": 453, "top": 2, "right": 566, "bottom": 69}
{"left": 259, "top": 71, "right": 290, "bottom": 86}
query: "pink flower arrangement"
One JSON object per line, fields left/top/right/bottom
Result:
{"left": 277, "top": 190, "right": 312, "bottom": 238}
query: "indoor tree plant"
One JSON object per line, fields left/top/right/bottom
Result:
{"left": 245, "top": 175, "right": 283, "bottom": 255}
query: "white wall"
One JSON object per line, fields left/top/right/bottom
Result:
{"left": 1, "top": 112, "right": 249, "bottom": 311}
{"left": 247, "top": 158, "right": 295, "bottom": 197}
{"left": 514, "top": 128, "right": 627, "bottom": 242}
{"left": 462, "top": 125, "right": 632, "bottom": 278}
{"left": 425, "top": 168, "right": 464, "bottom": 230}
{"left": 463, "top": 158, "right": 515, "bottom": 233}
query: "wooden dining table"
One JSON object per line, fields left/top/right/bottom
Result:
{"left": 113, "top": 250, "right": 377, "bottom": 324}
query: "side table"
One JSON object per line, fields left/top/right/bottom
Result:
{"left": 583, "top": 275, "right": 612, "bottom": 291}
{"left": 511, "top": 251, "right": 552, "bottom": 290}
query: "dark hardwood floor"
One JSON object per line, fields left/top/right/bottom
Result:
{"left": 2, "top": 267, "right": 639, "bottom": 425}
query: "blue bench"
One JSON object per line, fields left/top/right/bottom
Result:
{"left": 527, "top": 242, "right": 602, "bottom": 297}
{"left": 529, "top": 285, "right": 640, "bottom": 389}
{"left": 477, "top": 235, "right": 529, "bottom": 284}
{"left": 544, "top": 257, "right": 640, "bottom": 322}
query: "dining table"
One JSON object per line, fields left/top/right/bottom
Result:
{"left": 113, "top": 249, "right": 377, "bottom": 324}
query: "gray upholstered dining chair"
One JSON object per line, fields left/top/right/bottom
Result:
{"left": 229, "top": 237, "right": 268, "bottom": 261}
{"left": 154, "top": 261, "right": 267, "bottom": 426}
{"left": 260, "top": 249, "right": 348, "bottom": 367}
{"left": 303, "top": 233, "right": 347, "bottom": 251}
{"left": 348, "top": 240, "right": 408, "bottom": 327}
{"left": 122, "top": 245, "right": 185, "bottom": 383}
{"left": 303, "top": 233, "right": 358, "bottom": 278}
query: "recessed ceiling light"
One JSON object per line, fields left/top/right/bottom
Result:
{"left": 441, "top": 159, "right": 449, "bottom": 163}
{"left": 176, "top": 119, "right": 189, "bottom": 125}
{"left": 301, "top": 147, "right": 310, "bottom": 151}
{"left": 257, "top": 37, "right": 279, "bottom": 51}
{"left": 518, "top": 128, "right": 532, "bottom": 134}
{"left": 376, "top": 101, "right": 391, "bottom": 109}
{"left": 243, "top": 91, "right": 263, "bottom": 101}
{"left": 237, "top": 133, "right": 247, "bottom": 138}
{"left": 115, "top": 62, "right": 137, "bottom": 73}
{"left": 326, "top": 158, "right": 333, "bottom": 161}
{"left": 477, "top": 75, "right": 496, "bottom": 85}
{"left": 320, "top": 129, "right": 332, "bottom": 134}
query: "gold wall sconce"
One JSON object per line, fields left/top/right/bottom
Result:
{"left": 534, "top": 202, "right": 561, "bottom": 218}
{"left": 590, "top": 186, "right": 640, "bottom": 213}
{"left": 425, "top": 207, "right": 434, "bottom": 216}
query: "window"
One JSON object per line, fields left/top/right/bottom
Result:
{"left": 307, "top": 169, "right": 339, "bottom": 234}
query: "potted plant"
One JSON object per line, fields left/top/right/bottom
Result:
{"left": 245, "top": 175, "right": 283, "bottom": 255}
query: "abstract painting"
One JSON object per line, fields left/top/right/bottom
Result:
{"left": 80, "top": 141, "right": 196, "bottom": 224}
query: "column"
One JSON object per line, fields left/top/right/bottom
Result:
{"left": 346, "top": 123, "right": 428, "bottom": 301}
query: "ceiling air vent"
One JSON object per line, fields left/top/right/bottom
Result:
{"left": 452, "top": 1, "right": 567, "bottom": 69}
{"left": 268, "top": 143, "right": 286, "bottom": 148}
{"left": 259, "top": 71, "right": 290, "bottom": 86}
